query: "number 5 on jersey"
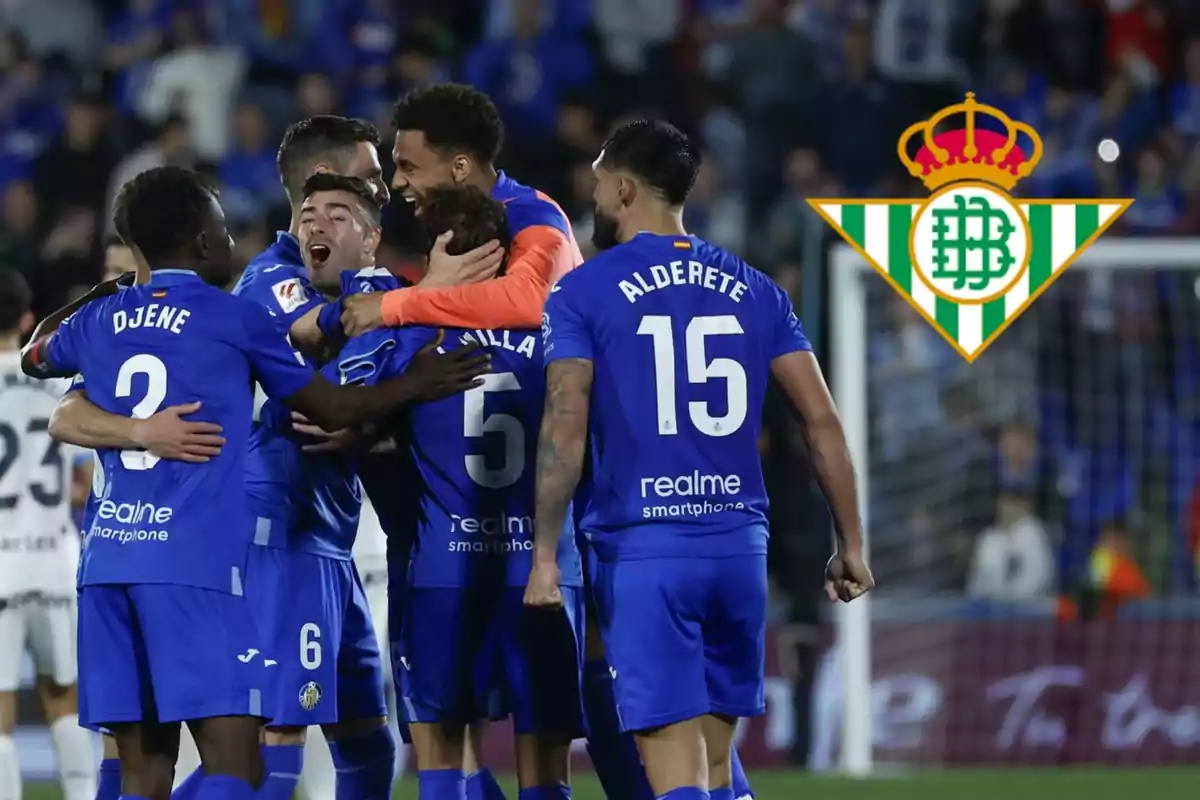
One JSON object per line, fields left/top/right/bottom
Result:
{"left": 638, "top": 314, "right": 748, "bottom": 437}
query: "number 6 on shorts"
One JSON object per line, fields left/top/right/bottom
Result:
{"left": 300, "top": 622, "right": 322, "bottom": 670}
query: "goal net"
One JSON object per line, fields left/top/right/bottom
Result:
{"left": 828, "top": 237, "right": 1200, "bottom": 769}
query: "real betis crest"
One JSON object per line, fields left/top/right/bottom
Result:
{"left": 809, "top": 93, "right": 1132, "bottom": 362}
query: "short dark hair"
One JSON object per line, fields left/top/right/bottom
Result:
{"left": 302, "top": 173, "right": 382, "bottom": 227}
{"left": 420, "top": 185, "right": 510, "bottom": 274}
{"left": 391, "top": 84, "right": 504, "bottom": 164}
{"left": 0, "top": 269, "right": 31, "bottom": 333}
{"left": 277, "top": 116, "right": 381, "bottom": 202}
{"left": 113, "top": 166, "right": 217, "bottom": 264}
{"left": 597, "top": 119, "right": 700, "bottom": 206}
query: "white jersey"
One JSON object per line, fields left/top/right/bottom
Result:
{"left": 0, "top": 352, "right": 80, "bottom": 596}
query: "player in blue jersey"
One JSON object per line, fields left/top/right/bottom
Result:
{"left": 235, "top": 169, "right": 401, "bottom": 800}
{"left": 23, "top": 167, "right": 490, "bottom": 800}
{"left": 526, "top": 121, "right": 874, "bottom": 800}
{"left": 374, "top": 185, "right": 585, "bottom": 800}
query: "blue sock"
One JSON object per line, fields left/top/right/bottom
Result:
{"left": 255, "top": 744, "right": 303, "bottom": 799}
{"left": 97, "top": 758, "right": 122, "bottom": 800}
{"left": 466, "top": 767, "right": 507, "bottom": 800}
{"left": 582, "top": 659, "right": 653, "bottom": 800}
{"left": 328, "top": 727, "right": 396, "bottom": 800}
{"left": 196, "top": 774, "right": 255, "bottom": 800}
{"left": 656, "top": 790, "right": 708, "bottom": 800}
{"left": 730, "top": 748, "right": 753, "bottom": 798}
{"left": 710, "top": 789, "right": 735, "bottom": 800}
{"left": 419, "top": 768, "right": 466, "bottom": 799}
{"left": 170, "top": 766, "right": 205, "bottom": 800}
{"left": 518, "top": 786, "right": 570, "bottom": 800}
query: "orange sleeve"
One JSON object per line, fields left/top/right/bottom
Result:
{"left": 379, "top": 225, "right": 578, "bottom": 329}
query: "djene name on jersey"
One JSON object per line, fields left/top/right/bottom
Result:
{"left": 619, "top": 260, "right": 750, "bottom": 305}
{"left": 113, "top": 304, "right": 191, "bottom": 336}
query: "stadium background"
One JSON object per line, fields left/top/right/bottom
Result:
{"left": 6, "top": 0, "right": 1200, "bottom": 796}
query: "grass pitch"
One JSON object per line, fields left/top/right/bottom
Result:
{"left": 24, "top": 768, "right": 1200, "bottom": 799}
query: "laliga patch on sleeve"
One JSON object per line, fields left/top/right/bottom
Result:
{"left": 271, "top": 278, "right": 309, "bottom": 314}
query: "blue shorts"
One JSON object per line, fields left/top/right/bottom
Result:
{"left": 592, "top": 554, "right": 767, "bottom": 732}
{"left": 396, "top": 586, "right": 585, "bottom": 737}
{"left": 77, "top": 584, "right": 269, "bottom": 728}
{"left": 245, "top": 546, "right": 386, "bottom": 726}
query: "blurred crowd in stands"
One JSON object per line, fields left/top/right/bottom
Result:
{"left": 6, "top": 0, "right": 1200, "bottom": 614}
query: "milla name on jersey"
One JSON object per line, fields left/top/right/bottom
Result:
{"left": 112, "top": 304, "right": 191, "bottom": 335}
{"left": 619, "top": 260, "right": 750, "bottom": 305}
{"left": 444, "top": 330, "right": 537, "bottom": 359}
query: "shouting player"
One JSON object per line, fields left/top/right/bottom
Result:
{"left": 527, "top": 121, "right": 873, "bottom": 800}
{"left": 239, "top": 168, "right": 397, "bottom": 800}
{"left": 0, "top": 269, "right": 95, "bottom": 800}
{"left": 25, "top": 166, "right": 489, "bottom": 800}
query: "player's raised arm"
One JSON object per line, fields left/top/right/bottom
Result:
{"left": 770, "top": 350, "right": 874, "bottom": 601}
{"left": 20, "top": 271, "right": 133, "bottom": 379}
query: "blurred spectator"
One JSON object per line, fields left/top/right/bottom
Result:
{"left": 102, "top": 0, "right": 168, "bottom": 113}
{"left": 684, "top": 152, "right": 745, "bottom": 254}
{"left": 0, "top": 181, "right": 40, "bottom": 279}
{"left": 33, "top": 93, "right": 115, "bottom": 225}
{"left": 136, "top": 6, "right": 245, "bottom": 159}
{"left": 219, "top": 102, "right": 285, "bottom": 223}
{"left": 104, "top": 114, "right": 193, "bottom": 236}
{"left": 967, "top": 490, "right": 1055, "bottom": 600}
{"left": 464, "top": 0, "right": 594, "bottom": 161}
{"left": 6, "top": 0, "right": 102, "bottom": 68}
{"left": 765, "top": 147, "right": 826, "bottom": 266}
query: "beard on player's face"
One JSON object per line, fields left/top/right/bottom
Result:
{"left": 591, "top": 207, "right": 621, "bottom": 251}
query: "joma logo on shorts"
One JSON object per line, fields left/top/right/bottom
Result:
{"left": 639, "top": 472, "right": 742, "bottom": 499}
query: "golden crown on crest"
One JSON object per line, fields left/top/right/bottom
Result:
{"left": 897, "top": 93, "right": 1044, "bottom": 192}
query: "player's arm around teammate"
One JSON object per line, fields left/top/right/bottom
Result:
{"left": 340, "top": 84, "right": 583, "bottom": 336}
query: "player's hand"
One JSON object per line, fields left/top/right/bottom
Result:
{"left": 291, "top": 411, "right": 363, "bottom": 453}
{"left": 824, "top": 549, "right": 875, "bottom": 603}
{"left": 402, "top": 329, "right": 490, "bottom": 402}
{"left": 524, "top": 562, "right": 563, "bottom": 609}
{"left": 340, "top": 292, "right": 385, "bottom": 338}
{"left": 130, "top": 402, "right": 226, "bottom": 463}
{"left": 421, "top": 231, "right": 504, "bottom": 288}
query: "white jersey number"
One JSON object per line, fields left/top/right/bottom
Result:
{"left": 463, "top": 372, "right": 525, "bottom": 488}
{"left": 0, "top": 419, "right": 65, "bottom": 510}
{"left": 637, "top": 314, "right": 748, "bottom": 438}
{"left": 115, "top": 354, "right": 169, "bottom": 471}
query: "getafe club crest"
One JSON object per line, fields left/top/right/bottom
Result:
{"left": 809, "top": 93, "right": 1132, "bottom": 362}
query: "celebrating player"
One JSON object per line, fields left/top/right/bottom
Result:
{"left": 339, "top": 83, "right": 582, "bottom": 338}
{"left": 373, "top": 184, "right": 586, "bottom": 800}
{"left": 527, "top": 121, "right": 873, "bottom": 800}
{"left": 0, "top": 269, "right": 95, "bottom": 800}
{"left": 24, "top": 166, "right": 488, "bottom": 800}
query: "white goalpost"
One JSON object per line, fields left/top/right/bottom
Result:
{"left": 828, "top": 236, "right": 1200, "bottom": 774}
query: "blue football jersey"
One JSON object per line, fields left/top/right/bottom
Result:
{"left": 371, "top": 325, "right": 582, "bottom": 589}
{"left": 235, "top": 234, "right": 360, "bottom": 559}
{"left": 44, "top": 269, "right": 315, "bottom": 591}
{"left": 328, "top": 267, "right": 421, "bottom": 553}
{"left": 542, "top": 233, "right": 812, "bottom": 561}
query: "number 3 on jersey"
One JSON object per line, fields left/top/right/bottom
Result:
{"left": 116, "top": 353, "right": 168, "bottom": 471}
{"left": 638, "top": 314, "right": 748, "bottom": 437}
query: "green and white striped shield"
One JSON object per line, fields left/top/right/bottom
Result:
{"left": 809, "top": 199, "right": 1131, "bottom": 362}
